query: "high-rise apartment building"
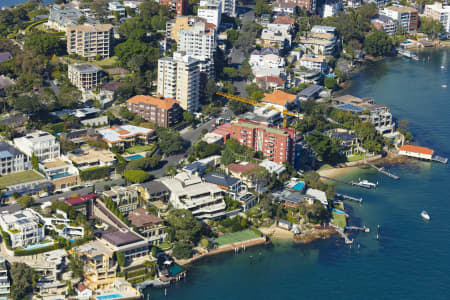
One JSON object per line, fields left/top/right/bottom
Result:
{"left": 157, "top": 52, "right": 200, "bottom": 112}
{"left": 198, "top": 0, "right": 222, "bottom": 27}
{"left": 230, "top": 119, "right": 296, "bottom": 164}
{"left": 178, "top": 21, "right": 216, "bottom": 76}
{"left": 66, "top": 23, "right": 114, "bottom": 59}
{"left": 380, "top": 5, "right": 418, "bottom": 32}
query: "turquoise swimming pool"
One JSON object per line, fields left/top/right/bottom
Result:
{"left": 24, "top": 242, "right": 54, "bottom": 251}
{"left": 292, "top": 181, "right": 305, "bottom": 191}
{"left": 97, "top": 294, "right": 123, "bottom": 300}
{"left": 126, "top": 154, "right": 144, "bottom": 161}
{"left": 332, "top": 208, "right": 345, "bottom": 215}
{"left": 50, "top": 172, "right": 72, "bottom": 179}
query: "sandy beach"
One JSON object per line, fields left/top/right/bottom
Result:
{"left": 318, "top": 166, "right": 360, "bottom": 179}
{"left": 259, "top": 225, "right": 294, "bottom": 240}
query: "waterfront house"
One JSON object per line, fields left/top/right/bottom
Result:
{"left": 398, "top": 145, "right": 434, "bottom": 160}
{"left": 75, "top": 240, "right": 117, "bottom": 290}
{"left": 159, "top": 172, "right": 227, "bottom": 220}
{"left": 100, "top": 230, "right": 150, "bottom": 263}
{"left": 305, "top": 188, "right": 328, "bottom": 206}
{"left": 128, "top": 208, "right": 167, "bottom": 245}
{"left": 278, "top": 219, "right": 293, "bottom": 230}
{"left": 325, "top": 129, "right": 364, "bottom": 157}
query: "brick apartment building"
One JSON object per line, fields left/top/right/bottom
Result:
{"left": 230, "top": 119, "right": 296, "bottom": 164}
{"left": 160, "top": 0, "right": 188, "bottom": 15}
{"left": 126, "top": 95, "right": 183, "bottom": 128}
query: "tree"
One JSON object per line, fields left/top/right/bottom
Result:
{"left": 68, "top": 254, "right": 84, "bottom": 279}
{"left": 203, "top": 79, "right": 217, "bottom": 104}
{"left": 227, "top": 29, "right": 240, "bottom": 45}
{"left": 10, "top": 262, "right": 39, "bottom": 300}
{"left": 31, "top": 152, "right": 39, "bottom": 170}
{"left": 24, "top": 33, "right": 65, "bottom": 56}
{"left": 183, "top": 111, "right": 195, "bottom": 124}
{"left": 123, "top": 170, "right": 152, "bottom": 183}
{"left": 419, "top": 16, "right": 444, "bottom": 38}
{"left": 125, "top": 155, "right": 161, "bottom": 171}
{"left": 254, "top": 0, "right": 272, "bottom": 16}
{"left": 221, "top": 147, "right": 235, "bottom": 165}
{"left": 155, "top": 128, "right": 185, "bottom": 155}
{"left": 235, "top": 22, "right": 262, "bottom": 54}
{"left": 17, "top": 194, "right": 34, "bottom": 208}
{"left": 240, "top": 60, "right": 254, "bottom": 80}
{"left": 115, "top": 251, "right": 126, "bottom": 267}
{"left": 363, "top": 30, "right": 393, "bottom": 57}
{"left": 172, "top": 242, "right": 192, "bottom": 259}
{"left": 324, "top": 77, "right": 339, "bottom": 90}
{"left": 166, "top": 209, "right": 203, "bottom": 243}
{"left": 200, "top": 238, "right": 210, "bottom": 249}
{"left": 57, "top": 86, "right": 81, "bottom": 108}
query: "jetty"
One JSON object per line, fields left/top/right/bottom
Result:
{"left": 345, "top": 226, "right": 370, "bottom": 233}
{"left": 432, "top": 155, "right": 448, "bottom": 164}
{"left": 365, "top": 162, "right": 399, "bottom": 180}
{"left": 136, "top": 280, "right": 169, "bottom": 291}
{"left": 332, "top": 226, "right": 353, "bottom": 244}
{"left": 336, "top": 193, "right": 363, "bottom": 203}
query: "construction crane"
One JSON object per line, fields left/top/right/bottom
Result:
{"left": 216, "top": 91, "right": 304, "bottom": 128}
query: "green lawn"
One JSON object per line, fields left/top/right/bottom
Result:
{"left": 331, "top": 212, "right": 347, "bottom": 229}
{"left": 347, "top": 154, "right": 371, "bottom": 162}
{"left": 214, "top": 229, "right": 261, "bottom": 247}
{"left": 318, "top": 164, "right": 333, "bottom": 171}
{"left": 126, "top": 143, "right": 157, "bottom": 154}
{"left": 94, "top": 56, "right": 119, "bottom": 68}
{"left": 0, "top": 170, "right": 44, "bottom": 187}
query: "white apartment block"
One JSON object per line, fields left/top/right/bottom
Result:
{"left": 298, "top": 54, "right": 328, "bottom": 72}
{"left": 424, "top": 2, "right": 450, "bottom": 33}
{"left": 0, "top": 142, "right": 30, "bottom": 175}
{"left": 108, "top": 2, "right": 126, "bottom": 17}
{"left": 14, "top": 131, "right": 60, "bottom": 162}
{"left": 66, "top": 24, "right": 114, "bottom": 59}
{"left": 159, "top": 172, "right": 227, "bottom": 220}
{"left": 198, "top": 0, "right": 222, "bottom": 28}
{"left": 380, "top": 5, "right": 418, "bottom": 32}
{"left": 157, "top": 52, "right": 200, "bottom": 112}
{"left": 321, "top": 1, "right": 341, "bottom": 18}
{"left": 0, "top": 210, "right": 44, "bottom": 248}
{"left": 221, "top": 0, "right": 236, "bottom": 16}
{"left": 68, "top": 63, "right": 102, "bottom": 91}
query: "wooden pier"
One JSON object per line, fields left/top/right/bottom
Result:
{"left": 332, "top": 226, "right": 353, "bottom": 244}
{"left": 345, "top": 226, "right": 370, "bottom": 233}
{"left": 366, "top": 162, "right": 399, "bottom": 180}
{"left": 336, "top": 193, "right": 363, "bottom": 203}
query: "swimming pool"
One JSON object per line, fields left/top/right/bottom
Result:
{"left": 24, "top": 242, "right": 54, "bottom": 251}
{"left": 292, "top": 181, "right": 305, "bottom": 191}
{"left": 50, "top": 172, "right": 72, "bottom": 180}
{"left": 332, "top": 208, "right": 345, "bottom": 215}
{"left": 126, "top": 154, "right": 144, "bottom": 161}
{"left": 96, "top": 294, "right": 123, "bottom": 300}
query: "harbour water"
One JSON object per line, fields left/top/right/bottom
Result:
{"left": 147, "top": 49, "right": 450, "bottom": 299}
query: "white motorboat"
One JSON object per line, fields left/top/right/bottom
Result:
{"left": 442, "top": 84, "right": 447, "bottom": 88}
{"left": 421, "top": 210, "right": 430, "bottom": 221}
{"left": 356, "top": 179, "right": 377, "bottom": 189}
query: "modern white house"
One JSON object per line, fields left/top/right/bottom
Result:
{"left": 14, "top": 131, "right": 60, "bottom": 162}
{"left": 298, "top": 54, "right": 328, "bottom": 72}
{"left": 305, "top": 188, "right": 328, "bottom": 206}
{"left": 0, "top": 142, "right": 31, "bottom": 175}
{"left": 159, "top": 172, "right": 227, "bottom": 220}
{"left": 0, "top": 257, "right": 10, "bottom": 300}
{"left": 108, "top": 2, "right": 126, "bottom": 17}
{"left": 0, "top": 210, "right": 44, "bottom": 248}
{"left": 249, "top": 47, "right": 286, "bottom": 78}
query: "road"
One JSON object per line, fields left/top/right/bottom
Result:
{"left": 0, "top": 178, "right": 124, "bottom": 213}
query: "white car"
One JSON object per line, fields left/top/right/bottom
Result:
{"left": 85, "top": 183, "right": 93, "bottom": 188}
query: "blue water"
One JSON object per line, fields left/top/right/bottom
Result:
{"left": 50, "top": 172, "right": 72, "bottom": 180}
{"left": 96, "top": 294, "right": 123, "bottom": 300}
{"left": 292, "top": 181, "right": 305, "bottom": 191}
{"left": 126, "top": 154, "right": 144, "bottom": 161}
{"left": 1, "top": 0, "right": 53, "bottom": 7}
{"left": 24, "top": 242, "right": 53, "bottom": 250}
{"left": 331, "top": 208, "right": 345, "bottom": 215}
{"left": 147, "top": 50, "right": 450, "bottom": 299}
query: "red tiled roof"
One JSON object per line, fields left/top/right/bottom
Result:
{"left": 256, "top": 76, "right": 285, "bottom": 85}
{"left": 273, "top": 16, "right": 295, "bottom": 24}
{"left": 127, "top": 95, "right": 180, "bottom": 110}
{"left": 400, "top": 145, "right": 434, "bottom": 155}
{"left": 262, "top": 90, "right": 297, "bottom": 106}
{"left": 65, "top": 193, "right": 96, "bottom": 205}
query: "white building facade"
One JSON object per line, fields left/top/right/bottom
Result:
{"left": 14, "top": 131, "right": 60, "bottom": 162}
